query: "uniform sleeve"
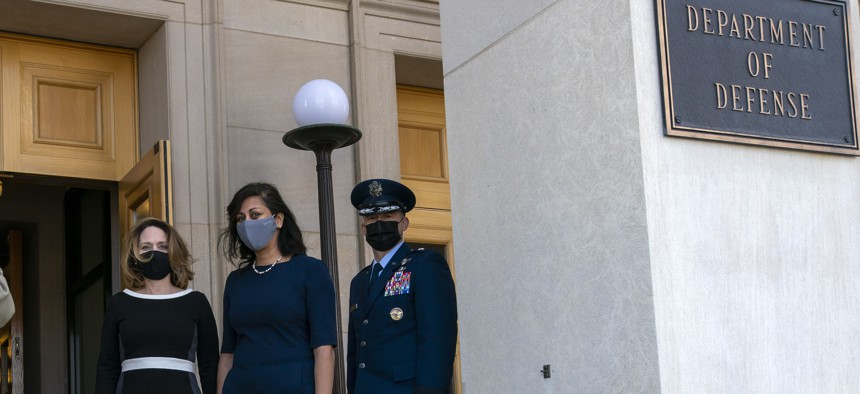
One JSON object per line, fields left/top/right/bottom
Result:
{"left": 305, "top": 259, "right": 338, "bottom": 349}
{"left": 220, "top": 273, "right": 237, "bottom": 353}
{"left": 413, "top": 252, "right": 458, "bottom": 393}
{"left": 95, "top": 295, "right": 121, "bottom": 394}
{"left": 195, "top": 292, "right": 220, "bottom": 394}
{"left": 346, "top": 276, "right": 358, "bottom": 394}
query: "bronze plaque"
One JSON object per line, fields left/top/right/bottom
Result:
{"left": 657, "top": 0, "right": 860, "bottom": 155}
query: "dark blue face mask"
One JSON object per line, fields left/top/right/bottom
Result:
{"left": 138, "top": 250, "right": 172, "bottom": 280}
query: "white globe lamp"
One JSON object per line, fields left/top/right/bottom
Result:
{"left": 292, "top": 79, "right": 350, "bottom": 126}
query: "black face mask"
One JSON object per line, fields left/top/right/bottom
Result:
{"left": 364, "top": 220, "right": 402, "bottom": 251}
{"left": 138, "top": 251, "right": 172, "bottom": 280}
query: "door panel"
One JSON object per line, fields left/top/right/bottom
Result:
{"left": 399, "top": 123, "right": 446, "bottom": 180}
{"left": 0, "top": 33, "right": 137, "bottom": 180}
{"left": 118, "top": 140, "right": 173, "bottom": 237}
{"left": 397, "top": 86, "right": 450, "bottom": 211}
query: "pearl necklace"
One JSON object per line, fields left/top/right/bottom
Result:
{"left": 252, "top": 255, "right": 283, "bottom": 275}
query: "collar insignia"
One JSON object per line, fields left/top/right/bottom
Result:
{"left": 389, "top": 258, "right": 410, "bottom": 273}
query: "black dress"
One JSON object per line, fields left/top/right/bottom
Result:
{"left": 95, "top": 289, "right": 219, "bottom": 394}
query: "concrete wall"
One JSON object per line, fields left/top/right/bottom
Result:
{"left": 631, "top": 1, "right": 860, "bottom": 393}
{"left": 441, "top": 1, "right": 661, "bottom": 392}
{"left": 442, "top": 0, "right": 860, "bottom": 392}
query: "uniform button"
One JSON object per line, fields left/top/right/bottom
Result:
{"left": 360, "top": 341, "right": 366, "bottom": 347}
{"left": 358, "top": 363, "right": 366, "bottom": 369}
{"left": 362, "top": 319, "right": 368, "bottom": 325}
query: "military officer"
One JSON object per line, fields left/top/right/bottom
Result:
{"left": 346, "top": 179, "right": 458, "bottom": 394}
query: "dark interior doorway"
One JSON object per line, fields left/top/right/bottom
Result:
{"left": 0, "top": 175, "right": 117, "bottom": 394}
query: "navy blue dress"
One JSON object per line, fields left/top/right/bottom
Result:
{"left": 221, "top": 254, "right": 337, "bottom": 393}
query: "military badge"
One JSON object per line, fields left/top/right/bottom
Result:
{"left": 390, "top": 307, "right": 403, "bottom": 321}
{"left": 384, "top": 271, "right": 411, "bottom": 296}
{"left": 369, "top": 180, "right": 383, "bottom": 197}
{"left": 395, "top": 258, "right": 410, "bottom": 272}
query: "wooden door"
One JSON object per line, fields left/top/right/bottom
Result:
{"left": 396, "top": 85, "right": 462, "bottom": 394}
{"left": 118, "top": 140, "right": 174, "bottom": 234}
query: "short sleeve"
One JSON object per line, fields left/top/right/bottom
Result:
{"left": 220, "top": 273, "right": 237, "bottom": 353}
{"left": 304, "top": 259, "right": 338, "bottom": 349}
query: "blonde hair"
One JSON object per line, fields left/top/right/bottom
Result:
{"left": 120, "top": 218, "right": 195, "bottom": 290}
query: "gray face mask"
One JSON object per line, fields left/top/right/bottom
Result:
{"left": 237, "top": 215, "right": 278, "bottom": 251}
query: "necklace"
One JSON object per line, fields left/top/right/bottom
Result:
{"left": 252, "top": 255, "right": 283, "bottom": 275}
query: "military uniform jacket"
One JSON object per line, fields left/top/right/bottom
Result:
{"left": 347, "top": 243, "right": 458, "bottom": 394}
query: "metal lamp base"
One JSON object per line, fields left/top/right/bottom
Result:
{"left": 282, "top": 123, "right": 362, "bottom": 151}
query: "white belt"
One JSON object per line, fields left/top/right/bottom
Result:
{"left": 121, "top": 357, "right": 195, "bottom": 373}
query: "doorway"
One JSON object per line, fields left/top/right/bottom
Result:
{"left": 0, "top": 175, "right": 116, "bottom": 393}
{"left": 65, "top": 188, "right": 114, "bottom": 394}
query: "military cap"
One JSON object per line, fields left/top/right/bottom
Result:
{"left": 350, "top": 179, "right": 416, "bottom": 216}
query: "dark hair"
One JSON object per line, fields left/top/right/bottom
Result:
{"left": 121, "top": 218, "right": 195, "bottom": 289}
{"left": 219, "top": 182, "right": 307, "bottom": 269}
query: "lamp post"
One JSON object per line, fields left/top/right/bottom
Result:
{"left": 282, "top": 79, "right": 360, "bottom": 394}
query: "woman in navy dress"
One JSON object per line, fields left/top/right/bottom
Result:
{"left": 217, "top": 182, "right": 337, "bottom": 394}
{"left": 95, "top": 218, "right": 219, "bottom": 394}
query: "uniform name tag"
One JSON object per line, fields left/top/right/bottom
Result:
{"left": 384, "top": 272, "right": 411, "bottom": 296}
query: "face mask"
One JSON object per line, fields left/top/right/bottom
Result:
{"left": 237, "top": 215, "right": 278, "bottom": 251}
{"left": 138, "top": 251, "right": 172, "bottom": 280}
{"left": 364, "top": 220, "right": 402, "bottom": 251}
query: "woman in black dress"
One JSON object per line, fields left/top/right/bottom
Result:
{"left": 96, "top": 218, "right": 220, "bottom": 394}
